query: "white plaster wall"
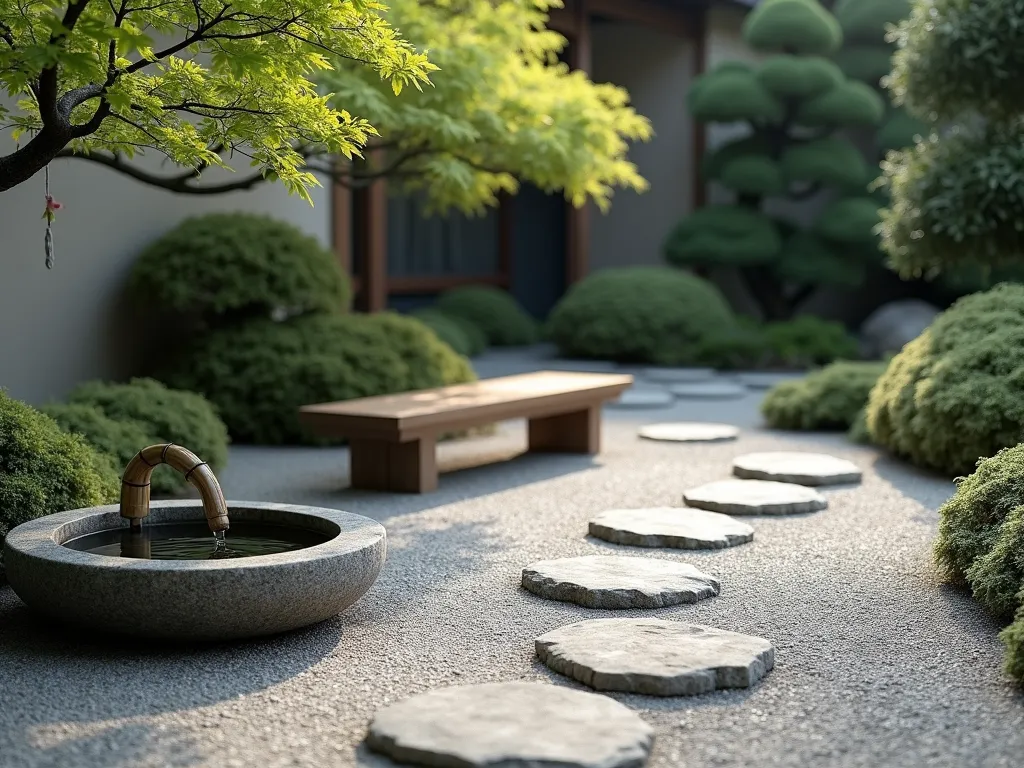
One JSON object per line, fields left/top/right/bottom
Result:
{"left": 0, "top": 152, "right": 330, "bottom": 404}
{"left": 587, "top": 21, "right": 695, "bottom": 271}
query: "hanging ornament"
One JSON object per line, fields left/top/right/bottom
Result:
{"left": 42, "top": 165, "right": 61, "bottom": 269}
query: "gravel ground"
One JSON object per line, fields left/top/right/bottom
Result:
{"left": 2, "top": 351, "right": 1022, "bottom": 768}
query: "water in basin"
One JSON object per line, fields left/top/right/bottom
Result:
{"left": 64, "top": 521, "right": 331, "bottom": 560}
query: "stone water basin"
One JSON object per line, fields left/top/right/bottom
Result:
{"left": 3, "top": 499, "right": 386, "bottom": 641}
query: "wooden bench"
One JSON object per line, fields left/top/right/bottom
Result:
{"left": 298, "top": 370, "right": 633, "bottom": 493}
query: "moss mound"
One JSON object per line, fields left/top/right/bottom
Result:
{"left": 435, "top": 286, "right": 538, "bottom": 346}
{"left": 411, "top": 308, "right": 488, "bottom": 357}
{"left": 866, "top": 284, "right": 1024, "bottom": 476}
{"left": 129, "top": 213, "right": 350, "bottom": 326}
{"left": 546, "top": 267, "right": 737, "bottom": 365}
{"left": 762, "top": 316, "right": 860, "bottom": 368}
{"left": 1, "top": 392, "right": 119, "bottom": 561}
{"left": 761, "top": 361, "right": 887, "bottom": 431}
{"left": 164, "top": 313, "right": 476, "bottom": 445}
{"left": 66, "top": 379, "right": 230, "bottom": 488}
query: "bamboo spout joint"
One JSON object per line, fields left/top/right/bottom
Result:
{"left": 120, "top": 444, "right": 230, "bottom": 533}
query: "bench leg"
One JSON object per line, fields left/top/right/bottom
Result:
{"left": 528, "top": 406, "right": 601, "bottom": 455}
{"left": 350, "top": 437, "right": 438, "bottom": 493}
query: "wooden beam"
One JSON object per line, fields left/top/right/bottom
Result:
{"left": 587, "top": 0, "right": 694, "bottom": 37}
{"left": 691, "top": 6, "right": 707, "bottom": 211}
{"left": 565, "top": 0, "right": 592, "bottom": 287}
{"left": 331, "top": 170, "right": 351, "bottom": 279}
{"left": 388, "top": 274, "right": 508, "bottom": 295}
{"left": 353, "top": 151, "right": 388, "bottom": 313}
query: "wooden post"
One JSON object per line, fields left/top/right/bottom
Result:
{"left": 349, "top": 437, "right": 438, "bottom": 493}
{"left": 528, "top": 407, "right": 601, "bottom": 454}
{"left": 331, "top": 165, "right": 352, "bottom": 277}
{"left": 353, "top": 150, "right": 388, "bottom": 313}
{"left": 566, "top": 0, "right": 592, "bottom": 286}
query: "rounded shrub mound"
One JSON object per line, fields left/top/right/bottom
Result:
{"left": 129, "top": 213, "right": 350, "bottom": 324}
{"left": 67, "top": 379, "right": 230, "bottom": 483}
{"left": 762, "top": 316, "right": 859, "bottom": 368}
{"left": 546, "top": 267, "right": 736, "bottom": 365}
{"left": 435, "top": 286, "right": 538, "bottom": 346}
{"left": 1, "top": 392, "right": 119, "bottom": 560}
{"left": 164, "top": 313, "right": 476, "bottom": 445}
{"left": 411, "top": 308, "right": 487, "bottom": 357}
{"left": 761, "top": 361, "right": 887, "bottom": 431}
{"left": 866, "top": 283, "right": 1024, "bottom": 477}
{"left": 40, "top": 403, "right": 190, "bottom": 496}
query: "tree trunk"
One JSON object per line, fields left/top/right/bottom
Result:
{"left": 0, "top": 126, "right": 72, "bottom": 192}
{"left": 742, "top": 265, "right": 794, "bottom": 321}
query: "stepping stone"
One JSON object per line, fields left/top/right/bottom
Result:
{"left": 643, "top": 367, "right": 715, "bottom": 383}
{"left": 732, "top": 451, "right": 862, "bottom": 486}
{"left": 522, "top": 555, "right": 720, "bottom": 609}
{"left": 589, "top": 507, "right": 753, "bottom": 549}
{"left": 637, "top": 422, "right": 739, "bottom": 443}
{"left": 735, "top": 371, "right": 804, "bottom": 390}
{"left": 669, "top": 382, "right": 747, "bottom": 399}
{"left": 608, "top": 389, "right": 674, "bottom": 409}
{"left": 536, "top": 618, "right": 775, "bottom": 696}
{"left": 366, "top": 681, "right": 653, "bottom": 768}
{"left": 682, "top": 479, "right": 827, "bottom": 516}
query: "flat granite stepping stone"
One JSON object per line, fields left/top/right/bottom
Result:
{"left": 732, "top": 451, "right": 862, "bottom": 486}
{"left": 608, "top": 389, "right": 675, "bottom": 409}
{"left": 669, "top": 382, "right": 747, "bottom": 399}
{"left": 536, "top": 618, "right": 775, "bottom": 696}
{"left": 643, "top": 367, "right": 715, "bottom": 383}
{"left": 637, "top": 422, "right": 739, "bottom": 443}
{"left": 366, "top": 681, "right": 653, "bottom": 768}
{"left": 522, "top": 555, "right": 720, "bottom": 609}
{"left": 682, "top": 479, "right": 827, "bottom": 515}
{"left": 589, "top": 507, "right": 753, "bottom": 549}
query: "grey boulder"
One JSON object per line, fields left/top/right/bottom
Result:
{"left": 859, "top": 299, "right": 939, "bottom": 358}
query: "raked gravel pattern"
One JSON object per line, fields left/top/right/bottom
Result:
{"left": 0, "top": 353, "right": 1018, "bottom": 768}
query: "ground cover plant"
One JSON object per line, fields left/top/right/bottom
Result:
{"left": 434, "top": 286, "right": 538, "bottom": 347}
{"left": 663, "top": 0, "right": 885, "bottom": 320}
{"left": 865, "top": 284, "right": 1024, "bottom": 477}
{"left": 761, "top": 360, "right": 886, "bottom": 431}
{"left": 0, "top": 391, "right": 119, "bottom": 570}
{"left": 546, "top": 267, "right": 736, "bottom": 365}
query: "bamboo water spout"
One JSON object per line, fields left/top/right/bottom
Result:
{"left": 120, "top": 444, "right": 230, "bottom": 533}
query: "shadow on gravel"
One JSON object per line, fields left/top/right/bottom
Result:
{"left": 870, "top": 453, "right": 955, "bottom": 515}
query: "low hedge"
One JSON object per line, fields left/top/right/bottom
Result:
{"left": 411, "top": 308, "right": 488, "bottom": 357}
{"left": 546, "top": 267, "right": 737, "bottom": 365}
{"left": 866, "top": 283, "right": 1024, "bottom": 476}
{"left": 1, "top": 392, "right": 119, "bottom": 565}
{"left": 762, "top": 316, "right": 860, "bottom": 368}
{"left": 761, "top": 361, "right": 887, "bottom": 431}
{"left": 934, "top": 444, "right": 1024, "bottom": 684}
{"left": 129, "top": 213, "right": 350, "bottom": 326}
{"left": 163, "top": 312, "right": 476, "bottom": 445}
{"left": 66, "top": 378, "right": 230, "bottom": 489}
{"left": 435, "top": 286, "right": 538, "bottom": 346}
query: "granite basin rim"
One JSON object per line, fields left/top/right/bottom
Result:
{"left": 2, "top": 500, "right": 387, "bottom": 640}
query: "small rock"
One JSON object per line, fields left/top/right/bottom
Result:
{"left": 589, "top": 507, "right": 753, "bottom": 549}
{"left": 859, "top": 299, "right": 939, "bottom": 359}
{"left": 536, "top": 618, "right": 775, "bottom": 696}
{"left": 522, "top": 555, "right": 720, "bottom": 609}
{"left": 669, "top": 382, "right": 747, "bottom": 400}
{"left": 609, "top": 389, "right": 675, "bottom": 409}
{"left": 366, "top": 681, "right": 653, "bottom": 768}
{"left": 637, "top": 422, "right": 739, "bottom": 443}
{"left": 682, "top": 479, "right": 827, "bottom": 515}
{"left": 732, "top": 452, "right": 861, "bottom": 486}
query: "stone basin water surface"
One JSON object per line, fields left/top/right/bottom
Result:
{"left": 3, "top": 500, "right": 387, "bottom": 641}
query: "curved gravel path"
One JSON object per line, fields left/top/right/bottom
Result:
{"left": 0, "top": 355, "right": 1020, "bottom": 768}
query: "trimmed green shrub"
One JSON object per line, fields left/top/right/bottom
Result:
{"left": 66, "top": 379, "right": 230, "bottom": 484}
{"left": 1, "top": 392, "right": 119, "bottom": 561}
{"left": 411, "top": 308, "right": 488, "bottom": 357}
{"left": 435, "top": 286, "right": 538, "bottom": 347}
{"left": 762, "top": 316, "right": 859, "bottom": 367}
{"left": 164, "top": 312, "right": 476, "bottom": 445}
{"left": 1002, "top": 609, "right": 1024, "bottom": 684}
{"left": 665, "top": 0, "right": 885, "bottom": 320}
{"left": 761, "top": 361, "right": 887, "bottom": 430}
{"left": 129, "top": 213, "right": 350, "bottom": 326}
{"left": 546, "top": 267, "right": 736, "bottom": 365}
{"left": 40, "top": 403, "right": 192, "bottom": 496}
{"left": 866, "top": 284, "right": 1024, "bottom": 476}
{"left": 695, "top": 320, "right": 770, "bottom": 370}
{"left": 847, "top": 407, "right": 872, "bottom": 444}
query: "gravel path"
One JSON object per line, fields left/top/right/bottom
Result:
{"left": 1, "top": 353, "right": 1022, "bottom": 768}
